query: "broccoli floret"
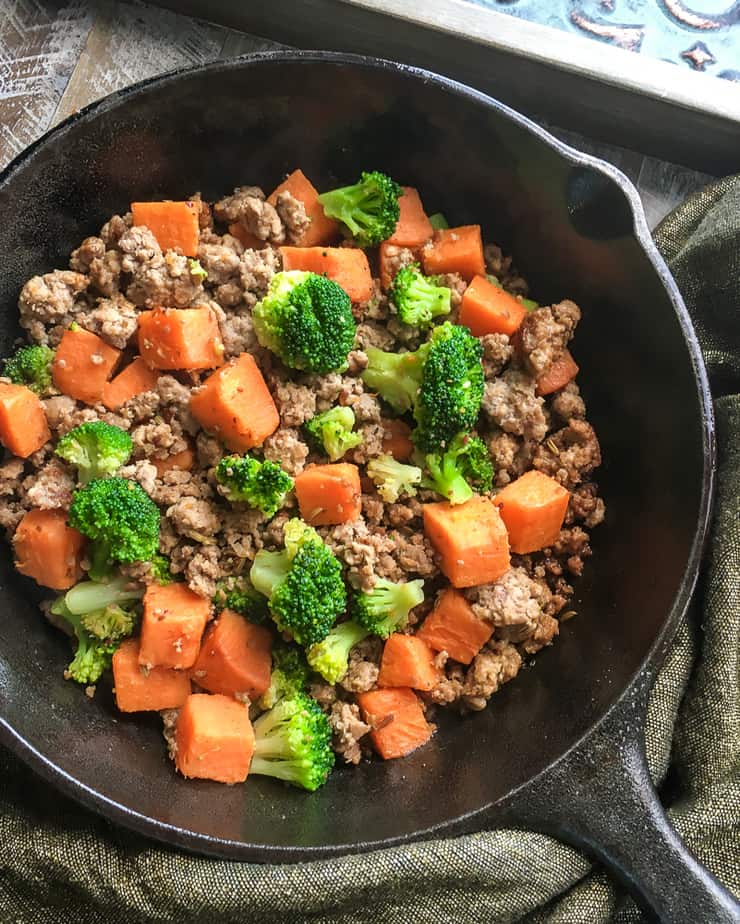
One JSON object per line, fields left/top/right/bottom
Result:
{"left": 428, "top": 213, "right": 449, "bottom": 230}
{"left": 3, "top": 345, "right": 54, "bottom": 394}
{"left": 148, "top": 553, "right": 175, "bottom": 585}
{"left": 305, "top": 619, "right": 369, "bottom": 683}
{"left": 249, "top": 692, "right": 335, "bottom": 791}
{"left": 213, "top": 575, "right": 270, "bottom": 624}
{"left": 249, "top": 518, "right": 346, "bottom": 646}
{"left": 215, "top": 454, "right": 293, "bottom": 518}
{"left": 55, "top": 421, "right": 133, "bottom": 485}
{"left": 366, "top": 454, "right": 422, "bottom": 503}
{"left": 350, "top": 578, "right": 425, "bottom": 638}
{"left": 258, "top": 641, "right": 310, "bottom": 710}
{"left": 413, "top": 322, "right": 484, "bottom": 453}
{"left": 520, "top": 296, "right": 539, "bottom": 311}
{"left": 51, "top": 574, "right": 142, "bottom": 685}
{"left": 421, "top": 432, "right": 494, "bottom": 505}
{"left": 390, "top": 263, "right": 451, "bottom": 329}
{"left": 317, "top": 171, "right": 402, "bottom": 247}
{"left": 188, "top": 258, "right": 208, "bottom": 281}
{"left": 253, "top": 271, "right": 356, "bottom": 374}
{"left": 361, "top": 345, "right": 427, "bottom": 414}
{"left": 68, "top": 478, "right": 160, "bottom": 581}
{"left": 304, "top": 406, "right": 362, "bottom": 461}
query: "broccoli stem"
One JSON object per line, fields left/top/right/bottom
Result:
{"left": 64, "top": 575, "right": 144, "bottom": 615}
{"left": 249, "top": 550, "right": 291, "bottom": 600}
{"left": 425, "top": 453, "right": 474, "bottom": 505}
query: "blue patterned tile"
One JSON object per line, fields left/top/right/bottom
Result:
{"left": 471, "top": 0, "right": 740, "bottom": 79}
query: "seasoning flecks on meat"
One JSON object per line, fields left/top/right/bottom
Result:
{"left": 274, "top": 190, "right": 311, "bottom": 244}
{"left": 481, "top": 368, "right": 548, "bottom": 442}
{"left": 18, "top": 270, "right": 89, "bottom": 345}
{"left": 23, "top": 458, "right": 75, "bottom": 510}
{"left": 214, "top": 186, "right": 285, "bottom": 244}
{"left": 519, "top": 300, "right": 581, "bottom": 377}
{"left": 77, "top": 293, "right": 138, "bottom": 349}
{"left": 329, "top": 700, "right": 371, "bottom": 764}
{"left": 461, "top": 640, "right": 522, "bottom": 711}
{"left": 532, "top": 418, "right": 602, "bottom": 489}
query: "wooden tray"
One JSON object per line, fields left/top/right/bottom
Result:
{"left": 151, "top": 0, "right": 740, "bottom": 174}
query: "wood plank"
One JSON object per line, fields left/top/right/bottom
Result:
{"left": 53, "top": 0, "right": 228, "bottom": 124}
{"left": 0, "top": 0, "right": 93, "bottom": 165}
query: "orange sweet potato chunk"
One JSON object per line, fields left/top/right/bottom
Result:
{"left": 459, "top": 275, "right": 528, "bottom": 337}
{"left": 280, "top": 246, "right": 373, "bottom": 303}
{"left": 190, "top": 609, "right": 272, "bottom": 700}
{"left": 267, "top": 169, "right": 339, "bottom": 247}
{"left": 175, "top": 693, "right": 254, "bottom": 784}
{"left": 0, "top": 383, "right": 50, "bottom": 457}
{"left": 422, "top": 496, "right": 510, "bottom": 588}
{"left": 13, "top": 508, "right": 84, "bottom": 590}
{"left": 131, "top": 201, "right": 200, "bottom": 257}
{"left": 357, "top": 687, "right": 433, "bottom": 760}
{"left": 101, "top": 357, "right": 159, "bottom": 411}
{"left": 386, "top": 187, "right": 433, "bottom": 248}
{"left": 52, "top": 327, "right": 121, "bottom": 405}
{"left": 422, "top": 225, "right": 485, "bottom": 282}
{"left": 138, "top": 583, "right": 212, "bottom": 670}
{"left": 138, "top": 306, "right": 224, "bottom": 371}
{"left": 113, "top": 638, "right": 191, "bottom": 713}
{"left": 535, "top": 350, "right": 579, "bottom": 397}
{"left": 378, "top": 634, "right": 440, "bottom": 691}
{"left": 416, "top": 588, "right": 493, "bottom": 665}
{"left": 189, "top": 353, "right": 279, "bottom": 452}
{"left": 294, "top": 463, "right": 362, "bottom": 526}
{"left": 493, "top": 470, "right": 570, "bottom": 554}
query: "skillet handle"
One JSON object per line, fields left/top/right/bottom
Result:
{"left": 501, "top": 685, "right": 740, "bottom": 923}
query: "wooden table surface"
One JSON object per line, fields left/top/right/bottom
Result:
{"left": 0, "top": 0, "right": 717, "bottom": 229}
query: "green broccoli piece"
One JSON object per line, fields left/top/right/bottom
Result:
{"left": 421, "top": 432, "right": 494, "bottom": 505}
{"left": 258, "top": 641, "right": 310, "bottom": 710}
{"left": 390, "top": 263, "right": 451, "bottom": 329}
{"left": 213, "top": 575, "right": 270, "bottom": 624}
{"left": 366, "top": 454, "right": 422, "bottom": 503}
{"left": 249, "top": 692, "right": 335, "bottom": 791}
{"left": 80, "top": 604, "right": 136, "bottom": 641}
{"left": 148, "top": 553, "right": 175, "bottom": 585}
{"left": 413, "top": 322, "right": 484, "bottom": 453}
{"left": 304, "top": 406, "right": 362, "bottom": 461}
{"left": 253, "top": 271, "right": 356, "bottom": 374}
{"left": 188, "top": 258, "right": 208, "bottom": 281}
{"left": 68, "top": 478, "right": 160, "bottom": 581}
{"left": 55, "top": 421, "right": 133, "bottom": 485}
{"left": 428, "top": 213, "right": 449, "bottom": 230}
{"left": 361, "top": 345, "right": 428, "bottom": 414}
{"left": 350, "top": 578, "right": 425, "bottom": 639}
{"left": 305, "top": 619, "right": 369, "bottom": 683}
{"left": 51, "top": 574, "right": 142, "bottom": 685}
{"left": 215, "top": 454, "right": 293, "bottom": 518}
{"left": 520, "top": 296, "right": 539, "bottom": 311}
{"left": 249, "top": 518, "right": 346, "bottom": 646}
{"left": 63, "top": 573, "right": 145, "bottom": 615}
{"left": 317, "top": 171, "right": 402, "bottom": 247}
{"left": 3, "top": 345, "right": 54, "bottom": 394}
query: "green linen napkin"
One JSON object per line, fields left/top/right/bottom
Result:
{"left": 1, "top": 178, "right": 738, "bottom": 924}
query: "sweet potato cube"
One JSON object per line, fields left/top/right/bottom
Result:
{"left": 422, "top": 496, "right": 510, "bottom": 588}
{"left": 101, "top": 357, "right": 159, "bottom": 411}
{"left": 139, "top": 582, "right": 212, "bottom": 670}
{"left": 131, "top": 200, "right": 200, "bottom": 257}
{"left": 175, "top": 693, "right": 254, "bottom": 784}
{"left": 152, "top": 445, "right": 195, "bottom": 477}
{"left": 138, "top": 306, "right": 224, "bottom": 371}
{"left": 267, "top": 169, "right": 339, "bottom": 247}
{"left": 535, "top": 350, "right": 579, "bottom": 397}
{"left": 52, "top": 327, "right": 121, "bottom": 405}
{"left": 386, "top": 187, "right": 433, "bottom": 248}
{"left": 417, "top": 589, "right": 493, "bottom": 665}
{"left": 113, "top": 638, "right": 191, "bottom": 712}
{"left": 189, "top": 353, "right": 279, "bottom": 452}
{"left": 493, "top": 470, "right": 570, "bottom": 554}
{"left": 422, "top": 225, "right": 485, "bottom": 282}
{"left": 357, "top": 687, "right": 433, "bottom": 760}
{"left": 381, "top": 418, "right": 414, "bottom": 462}
{"left": 378, "top": 634, "right": 440, "bottom": 691}
{"left": 459, "top": 275, "right": 528, "bottom": 337}
{"left": 0, "top": 383, "right": 50, "bottom": 457}
{"left": 13, "top": 508, "right": 84, "bottom": 590}
{"left": 227, "top": 224, "right": 265, "bottom": 250}
{"left": 294, "top": 463, "right": 362, "bottom": 526}
{"left": 190, "top": 609, "right": 272, "bottom": 700}
{"left": 280, "top": 246, "right": 373, "bottom": 303}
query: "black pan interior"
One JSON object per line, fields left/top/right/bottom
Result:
{"left": 0, "top": 55, "right": 708, "bottom": 858}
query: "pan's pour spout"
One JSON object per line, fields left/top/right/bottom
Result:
{"left": 500, "top": 679, "right": 740, "bottom": 923}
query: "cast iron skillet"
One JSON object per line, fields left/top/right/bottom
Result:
{"left": 0, "top": 52, "right": 736, "bottom": 922}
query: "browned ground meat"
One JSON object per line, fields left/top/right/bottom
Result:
{"left": 483, "top": 243, "right": 529, "bottom": 295}
{"left": 567, "top": 483, "right": 606, "bottom": 528}
{"left": 465, "top": 567, "right": 551, "bottom": 643}
{"left": 120, "top": 226, "right": 204, "bottom": 308}
{"left": 339, "top": 636, "right": 382, "bottom": 693}
{"left": 271, "top": 380, "right": 317, "bottom": 428}
{"left": 355, "top": 321, "right": 395, "bottom": 351}
{"left": 214, "top": 186, "right": 284, "bottom": 243}
{"left": 323, "top": 518, "right": 401, "bottom": 590}
{"left": 261, "top": 427, "right": 309, "bottom": 475}
{"left": 23, "top": 459, "right": 75, "bottom": 510}
{"left": 532, "top": 418, "right": 602, "bottom": 488}
{"left": 77, "top": 293, "right": 138, "bottom": 349}
{"left": 518, "top": 301, "right": 581, "bottom": 376}
{"left": 482, "top": 369, "right": 548, "bottom": 442}
{"left": 488, "top": 430, "right": 537, "bottom": 487}
{"left": 480, "top": 333, "right": 513, "bottom": 378}
{"left": 329, "top": 701, "right": 371, "bottom": 765}
{"left": 461, "top": 640, "right": 522, "bottom": 711}
{"left": 275, "top": 190, "right": 311, "bottom": 243}
{"left": 18, "top": 270, "right": 88, "bottom": 345}
{"left": 550, "top": 381, "right": 586, "bottom": 422}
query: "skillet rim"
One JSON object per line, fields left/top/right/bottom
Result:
{"left": 0, "top": 49, "right": 716, "bottom": 861}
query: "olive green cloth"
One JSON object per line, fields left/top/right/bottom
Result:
{"left": 1, "top": 178, "right": 738, "bottom": 924}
